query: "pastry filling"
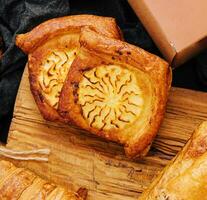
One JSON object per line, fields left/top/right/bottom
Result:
{"left": 39, "top": 48, "right": 78, "bottom": 108}
{"left": 78, "top": 65, "right": 143, "bottom": 130}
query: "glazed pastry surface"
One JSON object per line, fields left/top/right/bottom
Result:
{"left": 58, "top": 27, "right": 172, "bottom": 158}
{"left": 39, "top": 48, "right": 78, "bottom": 109}
{"left": 15, "top": 15, "right": 122, "bottom": 122}
{"left": 0, "top": 160, "right": 87, "bottom": 200}
{"left": 78, "top": 65, "right": 143, "bottom": 130}
{"left": 139, "top": 121, "right": 207, "bottom": 200}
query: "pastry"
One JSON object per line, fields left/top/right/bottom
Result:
{"left": 0, "top": 160, "right": 87, "bottom": 200}
{"left": 15, "top": 15, "right": 122, "bottom": 122}
{"left": 138, "top": 121, "right": 207, "bottom": 200}
{"left": 58, "top": 27, "right": 172, "bottom": 158}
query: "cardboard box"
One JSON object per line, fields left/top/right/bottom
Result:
{"left": 128, "top": 0, "right": 207, "bottom": 67}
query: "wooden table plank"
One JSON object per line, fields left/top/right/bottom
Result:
{"left": 3, "top": 67, "right": 207, "bottom": 199}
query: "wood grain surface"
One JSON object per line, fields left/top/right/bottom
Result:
{"left": 2, "top": 67, "right": 207, "bottom": 199}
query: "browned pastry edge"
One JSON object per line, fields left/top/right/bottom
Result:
{"left": 58, "top": 27, "right": 172, "bottom": 158}
{"left": 15, "top": 15, "right": 123, "bottom": 122}
{"left": 16, "top": 14, "right": 123, "bottom": 54}
{"left": 76, "top": 188, "right": 88, "bottom": 200}
{"left": 184, "top": 122, "right": 207, "bottom": 159}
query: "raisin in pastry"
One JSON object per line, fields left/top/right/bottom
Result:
{"left": 58, "top": 27, "right": 172, "bottom": 158}
{"left": 16, "top": 15, "right": 122, "bottom": 122}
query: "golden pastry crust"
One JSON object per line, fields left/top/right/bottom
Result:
{"left": 0, "top": 160, "right": 87, "bottom": 200}
{"left": 15, "top": 15, "right": 122, "bottom": 122}
{"left": 16, "top": 15, "right": 122, "bottom": 54}
{"left": 58, "top": 27, "right": 172, "bottom": 158}
{"left": 139, "top": 121, "right": 207, "bottom": 200}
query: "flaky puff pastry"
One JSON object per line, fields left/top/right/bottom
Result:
{"left": 139, "top": 121, "right": 207, "bottom": 200}
{"left": 58, "top": 27, "right": 172, "bottom": 158}
{"left": 0, "top": 160, "right": 87, "bottom": 200}
{"left": 15, "top": 15, "right": 122, "bottom": 122}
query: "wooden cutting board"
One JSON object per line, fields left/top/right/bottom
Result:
{"left": 3, "top": 67, "right": 207, "bottom": 199}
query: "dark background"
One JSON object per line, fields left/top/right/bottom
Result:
{"left": 0, "top": 0, "right": 207, "bottom": 142}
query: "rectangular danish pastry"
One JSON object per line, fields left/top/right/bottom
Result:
{"left": 58, "top": 27, "right": 172, "bottom": 158}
